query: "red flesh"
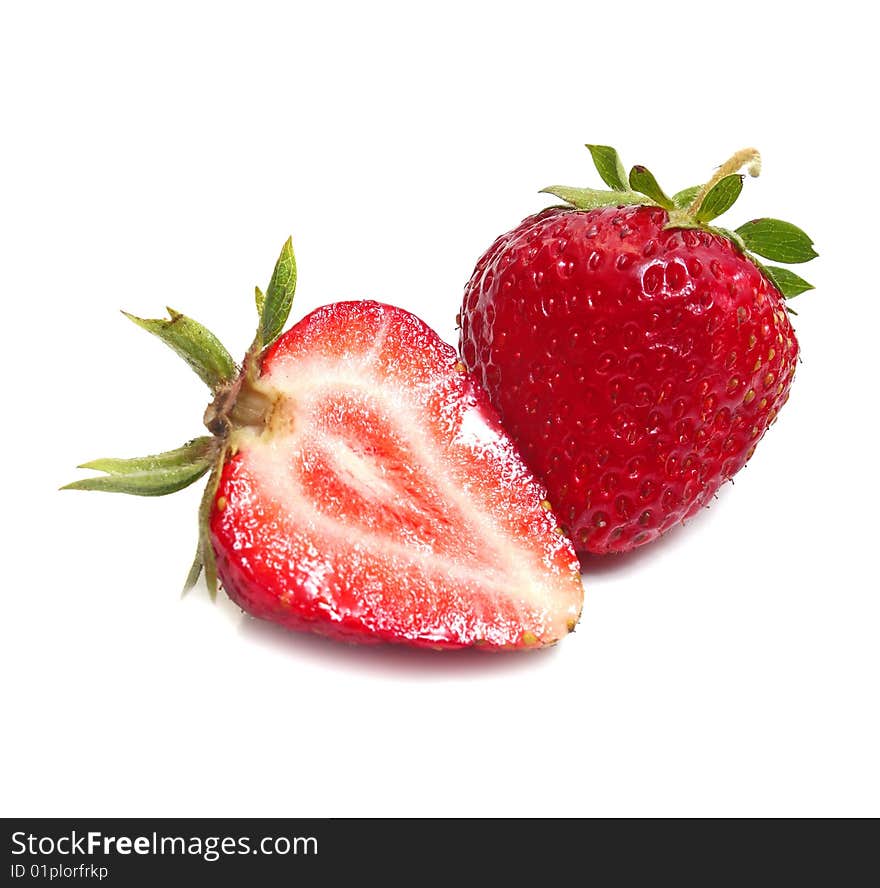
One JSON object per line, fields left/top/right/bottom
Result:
{"left": 210, "top": 301, "right": 583, "bottom": 648}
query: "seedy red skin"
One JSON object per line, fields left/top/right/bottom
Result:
{"left": 210, "top": 301, "right": 582, "bottom": 648}
{"left": 459, "top": 205, "right": 799, "bottom": 554}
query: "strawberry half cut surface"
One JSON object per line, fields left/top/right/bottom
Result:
{"left": 65, "top": 242, "right": 583, "bottom": 650}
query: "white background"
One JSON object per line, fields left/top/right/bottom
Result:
{"left": 2, "top": 1, "right": 877, "bottom": 817}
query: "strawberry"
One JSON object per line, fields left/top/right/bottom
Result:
{"left": 459, "top": 146, "right": 817, "bottom": 554}
{"left": 65, "top": 240, "right": 583, "bottom": 649}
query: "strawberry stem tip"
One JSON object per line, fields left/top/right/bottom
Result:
{"left": 686, "top": 146, "right": 762, "bottom": 216}
{"left": 64, "top": 238, "right": 300, "bottom": 594}
{"left": 542, "top": 144, "right": 817, "bottom": 300}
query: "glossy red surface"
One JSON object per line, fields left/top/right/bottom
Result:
{"left": 460, "top": 206, "right": 799, "bottom": 553}
{"left": 210, "top": 301, "right": 582, "bottom": 648}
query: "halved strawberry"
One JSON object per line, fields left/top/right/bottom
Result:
{"left": 65, "top": 242, "right": 582, "bottom": 649}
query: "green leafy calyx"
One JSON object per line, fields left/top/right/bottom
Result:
{"left": 258, "top": 237, "right": 297, "bottom": 350}
{"left": 734, "top": 219, "right": 818, "bottom": 264}
{"left": 760, "top": 265, "right": 815, "bottom": 299}
{"left": 123, "top": 309, "right": 237, "bottom": 392}
{"left": 62, "top": 438, "right": 217, "bottom": 496}
{"left": 693, "top": 174, "right": 743, "bottom": 223}
{"left": 64, "top": 238, "right": 300, "bottom": 596}
{"left": 585, "top": 145, "right": 628, "bottom": 191}
{"left": 542, "top": 144, "right": 817, "bottom": 300}
{"left": 539, "top": 186, "right": 644, "bottom": 210}
{"left": 628, "top": 166, "right": 674, "bottom": 210}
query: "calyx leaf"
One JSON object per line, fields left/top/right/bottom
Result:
{"left": 183, "top": 460, "right": 223, "bottom": 598}
{"left": 734, "top": 218, "right": 818, "bottom": 263}
{"left": 762, "top": 265, "right": 815, "bottom": 298}
{"left": 539, "top": 186, "right": 645, "bottom": 210}
{"left": 65, "top": 236, "right": 307, "bottom": 601}
{"left": 545, "top": 145, "right": 818, "bottom": 310}
{"left": 694, "top": 174, "right": 743, "bottom": 223}
{"left": 628, "top": 166, "right": 674, "bottom": 210}
{"left": 63, "top": 437, "right": 216, "bottom": 496}
{"left": 259, "top": 236, "right": 297, "bottom": 349}
{"left": 672, "top": 185, "right": 701, "bottom": 209}
{"left": 124, "top": 309, "right": 237, "bottom": 392}
{"left": 585, "top": 145, "right": 628, "bottom": 191}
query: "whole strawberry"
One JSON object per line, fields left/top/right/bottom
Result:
{"left": 459, "top": 146, "right": 817, "bottom": 554}
{"left": 65, "top": 240, "right": 582, "bottom": 649}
